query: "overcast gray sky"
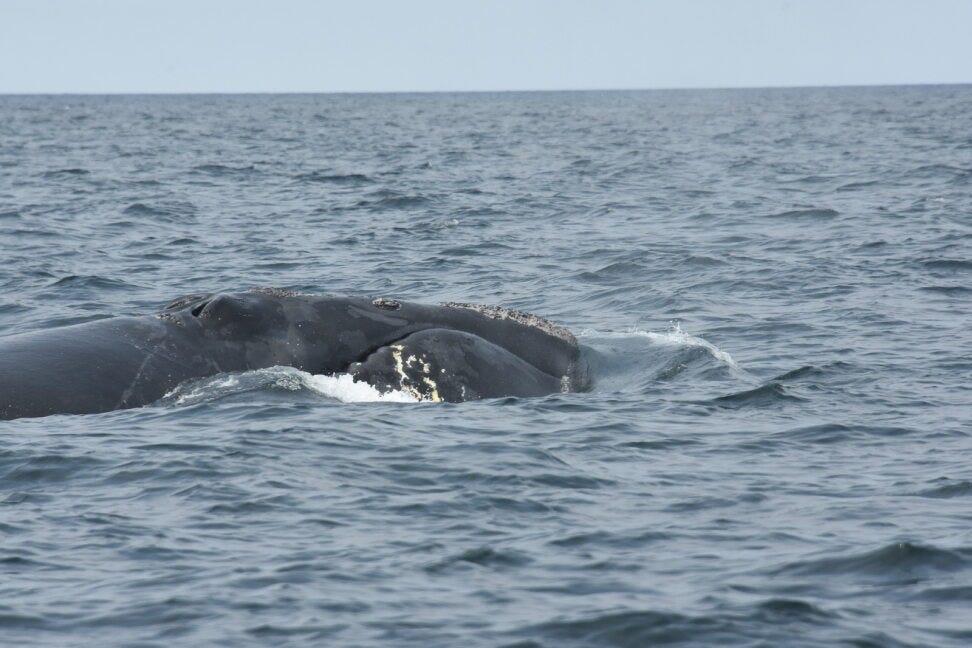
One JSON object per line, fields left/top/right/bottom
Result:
{"left": 1, "top": 0, "right": 970, "bottom": 93}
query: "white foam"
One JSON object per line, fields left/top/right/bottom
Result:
{"left": 163, "top": 366, "right": 418, "bottom": 406}
{"left": 164, "top": 374, "right": 242, "bottom": 405}
{"left": 302, "top": 372, "right": 418, "bottom": 403}
{"left": 641, "top": 322, "right": 739, "bottom": 368}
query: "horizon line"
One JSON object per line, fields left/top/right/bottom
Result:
{"left": 1, "top": 81, "right": 971, "bottom": 97}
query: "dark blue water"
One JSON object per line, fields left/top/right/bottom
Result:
{"left": 1, "top": 87, "right": 970, "bottom": 647}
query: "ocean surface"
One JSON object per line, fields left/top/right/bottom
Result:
{"left": 0, "top": 87, "right": 970, "bottom": 647}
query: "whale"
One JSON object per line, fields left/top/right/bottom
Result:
{"left": 0, "top": 289, "right": 588, "bottom": 420}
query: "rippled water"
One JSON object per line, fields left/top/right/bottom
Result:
{"left": 1, "top": 88, "right": 970, "bottom": 647}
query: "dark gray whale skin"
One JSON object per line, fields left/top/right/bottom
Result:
{"left": 0, "top": 289, "right": 587, "bottom": 420}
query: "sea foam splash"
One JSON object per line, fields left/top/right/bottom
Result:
{"left": 163, "top": 366, "right": 418, "bottom": 406}
{"left": 303, "top": 372, "right": 418, "bottom": 403}
{"left": 580, "top": 322, "right": 740, "bottom": 369}
{"left": 634, "top": 322, "right": 739, "bottom": 369}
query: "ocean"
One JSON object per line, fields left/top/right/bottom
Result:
{"left": 0, "top": 87, "right": 970, "bottom": 646}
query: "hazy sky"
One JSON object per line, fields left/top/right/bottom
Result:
{"left": 1, "top": 0, "right": 970, "bottom": 93}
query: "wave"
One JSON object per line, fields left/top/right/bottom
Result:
{"left": 41, "top": 167, "right": 89, "bottom": 178}
{"left": 122, "top": 201, "right": 197, "bottom": 223}
{"left": 711, "top": 382, "right": 806, "bottom": 408}
{"left": 161, "top": 366, "right": 417, "bottom": 407}
{"left": 515, "top": 598, "right": 841, "bottom": 647}
{"left": 0, "top": 453, "right": 106, "bottom": 489}
{"left": 767, "top": 208, "right": 839, "bottom": 220}
{"left": 836, "top": 180, "right": 880, "bottom": 192}
{"left": 908, "top": 163, "right": 972, "bottom": 180}
{"left": 913, "top": 480, "right": 972, "bottom": 499}
{"left": 47, "top": 274, "right": 137, "bottom": 291}
{"left": 295, "top": 171, "right": 372, "bottom": 184}
{"left": 769, "top": 362, "right": 853, "bottom": 382}
{"left": 919, "top": 285, "right": 971, "bottom": 296}
{"left": 424, "top": 546, "right": 531, "bottom": 573}
{"left": 643, "top": 324, "right": 738, "bottom": 369}
{"left": 579, "top": 324, "right": 745, "bottom": 395}
{"left": 770, "top": 422, "right": 913, "bottom": 445}
{"left": 595, "top": 323, "right": 739, "bottom": 370}
{"left": 355, "top": 193, "right": 430, "bottom": 209}
{"left": 390, "top": 217, "right": 463, "bottom": 235}
{"left": 577, "top": 262, "right": 649, "bottom": 283}
{"left": 911, "top": 585, "right": 972, "bottom": 602}
{"left": 191, "top": 163, "right": 258, "bottom": 176}
{"left": 921, "top": 259, "right": 972, "bottom": 272}
{"left": 772, "top": 542, "right": 971, "bottom": 579}
{"left": 439, "top": 242, "right": 514, "bottom": 257}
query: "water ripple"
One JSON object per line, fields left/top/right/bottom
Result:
{"left": 1, "top": 88, "right": 970, "bottom": 647}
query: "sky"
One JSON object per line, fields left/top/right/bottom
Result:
{"left": 1, "top": 0, "right": 970, "bottom": 93}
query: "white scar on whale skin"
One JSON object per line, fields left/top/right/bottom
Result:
{"left": 390, "top": 344, "right": 442, "bottom": 403}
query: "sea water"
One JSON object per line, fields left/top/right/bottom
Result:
{"left": 0, "top": 87, "right": 970, "bottom": 646}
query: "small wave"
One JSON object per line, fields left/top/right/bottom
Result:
{"left": 549, "top": 529, "right": 673, "bottom": 550}
{"left": 922, "top": 259, "right": 972, "bottom": 272}
{"left": 624, "top": 323, "right": 739, "bottom": 369}
{"left": 664, "top": 496, "right": 738, "bottom": 512}
{"left": 770, "top": 362, "right": 853, "bottom": 382}
{"left": 47, "top": 274, "right": 136, "bottom": 291}
{"left": 515, "top": 597, "right": 915, "bottom": 646}
{"left": 711, "top": 382, "right": 806, "bottom": 408}
{"left": 162, "top": 366, "right": 417, "bottom": 407}
{"left": 579, "top": 324, "right": 743, "bottom": 392}
{"left": 751, "top": 598, "right": 835, "bottom": 621}
{"left": 908, "top": 163, "right": 972, "bottom": 180}
{"left": 578, "top": 262, "right": 648, "bottom": 283}
{"left": 767, "top": 208, "right": 839, "bottom": 219}
{"left": 525, "top": 609, "right": 701, "bottom": 646}
{"left": 41, "top": 167, "right": 89, "bottom": 178}
{"left": 123, "top": 202, "right": 164, "bottom": 216}
{"left": 836, "top": 180, "right": 879, "bottom": 192}
{"left": 681, "top": 254, "right": 728, "bottom": 268}
{"left": 780, "top": 173, "right": 839, "bottom": 184}
{"left": 919, "top": 285, "right": 971, "bottom": 296}
{"left": 773, "top": 542, "right": 971, "bottom": 578}
{"left": 7, "top": 227, "right": 58, "bottom": 238}
{"left": 166, "top": 237, "right": 198, "bottom": 246}
{"left": 773, "top": 423, "right": 913, "bottom": 444}
{"left": 356, "top": 193, "right": 430, "bottom": 209}
{"left": 191, "top": 163, "right": 257, "bottom": 175}
{"left": 425, "top": 546, "right": 531, "bottom": 573}
{"left": 0, "top": 612, "right": 49, "bottom": 630}
{"left": 579, "top": 324, "right": 748, "bottom": 397}
{"left": 391, "top": 217, "right": 462, "bottom": 235}
{"left": 914, "top": 480, "right": 972, "bottom": 499}
{"left": 0, "top": 454, "right": 106, "bottom": 488}
{"left": 912, "top": 585, "right": 972, "bottom": 602}
{"left": 439, "top": 242, "right": 514, "bottom": 257}
{"left": 510, "top": 604, "right": 839, "bottom": 647}
{"left": 295, "top": 171, "right": 372, "bottom": 184}
{"left": 122, "top": 201, "right": 197, "bottom": 223}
